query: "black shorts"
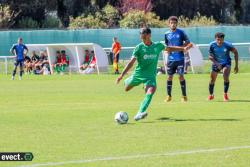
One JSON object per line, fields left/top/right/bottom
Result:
{"left": 167, "top": 60, "right": 185, "bottom": 76}
{"left": 14, "top": 60, "right": 24, "bottom": 68}
{"left": 212, "top": 63, "right": 231, "bottom": 73}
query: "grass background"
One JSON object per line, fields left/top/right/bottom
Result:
{"left": 0, "top": 62, "right": 249, "bottom": 167}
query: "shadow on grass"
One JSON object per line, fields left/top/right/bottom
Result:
{"left": 155, "top": 117, "right": 240, "bottom": 122}
{"left": 228, "top": 99, "right": 250, "bottom": 103}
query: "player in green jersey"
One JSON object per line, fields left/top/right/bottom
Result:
{"left": 116, "top": 27, "right": 189, "bottom": 121}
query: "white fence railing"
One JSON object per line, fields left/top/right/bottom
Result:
{"left": 0, "top": 56, "right": 15, "bottom": 74}
{"left": 1, "top": 43, "right": 250, "bottom": 74}
{"left": 104, "top": 42, "right": 250, "bottom": 60}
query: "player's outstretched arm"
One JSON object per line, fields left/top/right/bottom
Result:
{"left": 165, "top": 45, "right": 192, "bottom": 52}
{"left": 231, "top": 48, "right": 239, "bottom": 73}
{"left": 165, "top": 46, "right": 184, "bottom": 52}
{"left": 116, "top": 57, "right": 136, "bottom": 84}
{"left": 184, "top": 43, "right": 193, "bottom": 50}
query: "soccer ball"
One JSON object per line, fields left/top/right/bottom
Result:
{"left": 114, "top": 112, "right": 129, "bottom": 124}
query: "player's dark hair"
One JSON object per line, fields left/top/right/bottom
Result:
{"left": 215, "top": 32, "right": 225, "bottom": 39}
{"left": 140, "top": 27, "right": 151, "bottom": 34}
{"left": 56, "top": 51, "right": 60, "bottom": 54}
{"left": 61, "top": 50, "right": 66, "bottom": 53}
{"left": 168, "top": 16, "right": 178, "bottom": 22}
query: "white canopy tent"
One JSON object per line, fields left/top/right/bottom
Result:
{"left": 26, "top": 43, "right": 108, "bottom": 74}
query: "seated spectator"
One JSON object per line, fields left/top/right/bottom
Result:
{"left": 33, "top": 65, "right": 42, "bottom": 75}
{"left": 40, "top": 51, "right": 49, "bottom": 66}
{"left": 39, "top": 51, "right": 50, "bottom": 74}
{"left": 24, "top": 55, "right": 32, "bottom": 74}
{"left": 35, "top": 51, "right": 48, "bottom": 68}
{"left": 33, "top": 65, "right": 50, "bottom": 75}
{"left": 42, "top": 65, "right": 50, "bottom": 75}
{"left": 31, "top": 51, "right": 40, "bottom": 69}
{"left": 53, "top": 51, "right": 62, "bottom": 74}
{"left": 80, "top": 49, "right": 91, "bottom": 71}
{"left": 61, "top": 50, "right": 69, "bottom": 73}
{"left": 81, "top": 51, "right": 96, "bottom": 74}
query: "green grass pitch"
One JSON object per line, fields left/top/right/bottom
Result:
{"left": 0, "top": 73, "right": 249, "bottom": 167}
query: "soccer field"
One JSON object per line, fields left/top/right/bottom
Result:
{"left": 0, "top": 73, "right": 250, "bottom": 167}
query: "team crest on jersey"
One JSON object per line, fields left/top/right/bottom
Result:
{"left": 175, "top": 34, "right": 180, "bottom": 38}
{"left": 224, "top": 48, "right": 227, "bottom": 52}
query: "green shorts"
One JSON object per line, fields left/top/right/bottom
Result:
{"left": 124, "top": 75, "right": 156, "bottom": 87}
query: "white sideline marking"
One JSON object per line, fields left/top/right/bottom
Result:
{"left": 16, "top": 145, "right": 250, "bottom": 167}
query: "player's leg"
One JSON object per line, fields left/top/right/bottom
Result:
{"left": 19, "top": 60, "right": 24, "bottom": 80}
{"left": 113, "top": 53, "right": 118, "bottom": 74}
{"left": 139, "top": 85, "right": 156, "bottom": 112}
{"left": 12, "top": 60, "right": 19, "bottom": 80}
{"left": 115, "top": 54, "right": 120, "bottom": 74}
{"left": 177, "top": 61, "right": 187, "bottom": 102}
{"left": 54, "top": 64, "right": 57, "bottom": 73}
{"left": 27, "top": 62, "right": 32, "bottom": 73}
{"left": 179, "top": 75, "right": 187, "bottom": 102}
{"left": 165, "top": 61, "right": 175, "bottom": 102}
{"left": 208, "top": 69, "right": 218, "bottom": 100}
{"left": 61, "top": 64, "right": 66, "bottom": 73}
{"left": 55, "top": 64, "right": 60, "bottom": 73}
{"left": 222, "top": 66, "right": 231, "bottom": 101}
{"left": 135, "top": 79, "right": 156, "bottom": 121}
{"left": 184, "top": 61, "right": 190, "bottom": 74}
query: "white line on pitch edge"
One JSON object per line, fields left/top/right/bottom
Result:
{"left": 15, "top": 145, "right": 250, "bottom": 167}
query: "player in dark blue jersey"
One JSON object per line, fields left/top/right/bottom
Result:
{"left": 208, "top": 32, "right": 239, "bottom": 101}
{"left": 164, "top": 16, "right": 193, "bottom": 102}
{"left": 10, "top": 37, "right": 28, "bottom": 80}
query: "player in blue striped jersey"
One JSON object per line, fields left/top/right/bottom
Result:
{"left": 164, "top": 16, "right": 193, "bottom": 102}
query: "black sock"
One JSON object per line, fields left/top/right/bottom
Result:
{"left": 209, "top": 83, "right": 214, "bottom": 95}
{"left": 12, "top": 70, "right": 16, "bottom": 77}
{"left": 20, "top": 70, "right": 23, "bottom": 77}
{"left": 167, "top": 80, "right": 172, "bottom": 96}
{"left": 180, "top": 80, "right": 186, "bottom": 96}
{"left": 224, "top": 82, "right": 230, "bottom": 94}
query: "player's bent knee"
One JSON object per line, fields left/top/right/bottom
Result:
{"left": 167, "top": 76, "right": 173, "bottom": 81}
{"left": 179, "top": 75, "right": 184, "bottom": 81}
{"left": 146, "top": 86, "right": 156, "bottom": 94}
{"left": 125, "top": 85, "right": 133, "bottom": 92}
